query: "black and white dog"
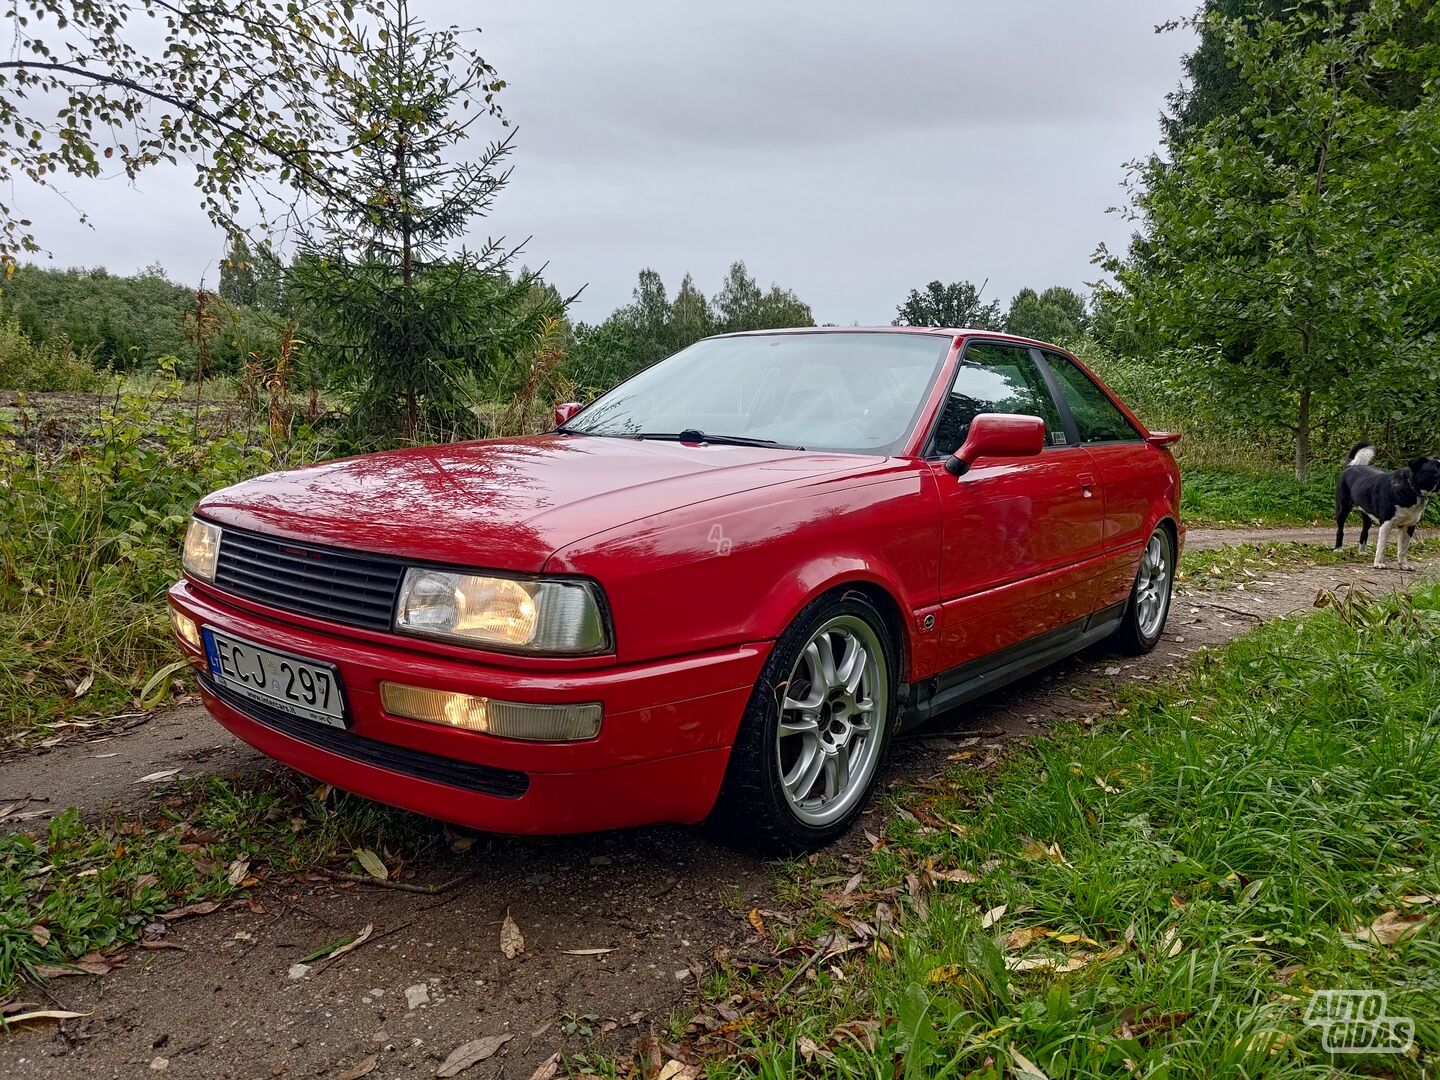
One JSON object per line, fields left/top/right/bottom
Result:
{"left": 1334, "top": 442, "right": 1440, "bottom": 570}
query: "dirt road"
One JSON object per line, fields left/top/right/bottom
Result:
{"left": 0, "top": 529, "right": 1424, "bottom": 1079}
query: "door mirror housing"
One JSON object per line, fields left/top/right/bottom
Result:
{"left": 553, "top": 402, "right": 584, "bottom": 428}
{"left": 945, "top": 413, "right": 1046, "bottom": 476}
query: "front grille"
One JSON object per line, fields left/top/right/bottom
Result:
{"left": 202, "top": 675, "right": 530, "bottom": 799}
{"left": 213, "top": 526, "right": 405, "bottom": 632}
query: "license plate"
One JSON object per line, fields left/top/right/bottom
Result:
{"left": 203, "top": 629, "right": 347, "bottom": 728}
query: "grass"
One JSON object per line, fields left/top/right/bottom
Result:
{"left": 698, "top": 584, "right": 1440, "bottom": 1077}
{"left": 1180, "top": 467, "right": 1339, "bottom": 526}
{"left": 0, "top": 377, "right": 324, "bottom": 735}
{"left": 0, "top": 773, "right": 441, "bottom": 1000}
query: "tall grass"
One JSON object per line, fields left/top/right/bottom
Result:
{"left": 719, "top": 587, "right": 1440, "bottom": 1077}
{"left": 0, "top": 377, "right": 323, "bottom": 732}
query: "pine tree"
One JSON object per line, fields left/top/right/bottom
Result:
{"left": 289, "top": 0, "right": 565, "bottom": 445}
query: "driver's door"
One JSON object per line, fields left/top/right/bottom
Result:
{"left": 927, "top": 341, "right": 1106, "bottom": 671}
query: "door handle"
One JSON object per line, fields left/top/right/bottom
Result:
{"left": 1078, "top": 472, "right": 1096, "bottom": 498}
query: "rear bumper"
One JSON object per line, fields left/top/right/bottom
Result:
{"left": 168, "top": 581, "right": 770, "bottom": 834}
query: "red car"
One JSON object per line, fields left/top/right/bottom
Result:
{"left": 168, "top": 328, "right": 1181, "bottom": 851}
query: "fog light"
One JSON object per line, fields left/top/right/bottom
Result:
{"left": 171, "top": 610, "right": 202, "bottom": 651}
{"left": 379, "top": 683, "right": 602, "bottom": 742}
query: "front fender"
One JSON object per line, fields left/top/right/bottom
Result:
{"left": 544, "top": 463, "right": 942, "bottom": 676}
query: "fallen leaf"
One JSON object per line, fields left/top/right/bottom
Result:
{"left": 528, "top": 1053, "right": 561, "bottom": 1080}
{"left": 34, "top": 950, "right": 121, "bottom": 979}
{"left": 1400, "top": 894, "right": 1440, "bottom": 907}
{"left": 747, "top": 908, "right": 767, "bottom": 936}
{"left": 929, "top": 866, "right": 979, "bottom": 885}
{"left": 980, "top": 904, "right": 1008, "bottom": 930}
{"left": 1009, "top": 1044, "right": 1049, "bottom": 1080}
{"left": 324, "top": 924, "right": 374, "bottom": 961}
{"left": 335, "top": 1055, "right": 379, "bottom": 1080}
{"left": 1348, "top": 910, "right": 1429, "bottom": 946}
{"left": 353, "top": 848, "right": 388, "bottom": 881}
{"left": 1005, "top": 953, "right": 1091, "bottom": 974}
{"left": 138, "top": 660, "right": 189, "bottom": 709}
{"left": 1004, "top": 925, "right": 1050, "bottom": 951}
{"left": 73, "top": 672, "right": 94, "bottom": 699}
{"left": 2, "top": 1009, "right": 90, "bottom": 1025}
{"left": 160, "top": 901, "right": 222, "bottom": 921}
{"left": 29, "top": 925, "right": 50, "bottom": 947}
{"left": 139, "top": 940, "right": 186, "bottom": 952}
{"left": 1159, "top": 927, "right": 1184, "bottom": 958}
{"left": 1020, "top": 840, "right": 1067, "bottom": 864}
{"left": 559, "top": 947, "right": 615, "bottom": 956}
{"left": 500, "top": 911, "right": 525, "bottom": 959}
{"left": 226, "top": 857, "right": 251, "bottom": 887}
{"left": 655, "top": 1062, "right": 700, "bottom": 1080}
{"left": 435, "top": 1034, "right": 513, "bottom": 1077}
{"left": 1094, "top": 777, "right": 1120, "bottom": 794}
{"left": 136, "top": 769, "right": 181, "bottom": 784}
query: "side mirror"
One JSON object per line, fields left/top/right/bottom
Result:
{"left": 945, "top": 413, "right": 1046, "bottom": 476}
{"left": 553, "top": 402, "right": 583, "bottom": 428}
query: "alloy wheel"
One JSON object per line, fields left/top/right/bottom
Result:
{"left": 1134, "top": 531, "right": 1172, "bottom": 640}
{"left": 774, "top": 614, "right": 889, "bottom": 827}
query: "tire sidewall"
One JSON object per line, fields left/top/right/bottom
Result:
{"left": 740, "top": 593, "right": 899, "bottom": 850}
{"left": 1126, "top": 526, "right": 1174, "bottom": 651}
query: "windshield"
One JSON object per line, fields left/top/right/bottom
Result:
{"left": 566, "top": 332, "right": 952, "bottom": 454}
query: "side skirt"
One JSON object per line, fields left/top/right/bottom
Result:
{"left": 899, "top": 601, "right": 1127, "bottom": 731}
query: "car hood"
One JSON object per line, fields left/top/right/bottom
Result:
{"left": 198, "top": 433, "right": 876, "bottom": 572}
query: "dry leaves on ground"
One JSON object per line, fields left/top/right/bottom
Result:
{"left": 435, "top": 1034, "right": 513, "bottom": 1077}
{"left": 1345, "top": 910, "right": 1430, "bottom": 947}
{"left": 33, "top": 950, "right": 123, "bottom": 978}
{"left": 500, "top": 910, "right": 525, "bottom": 959}
{"left": 353, "top": 848, "right": 388, "bottom": 881}
{"left": 980, "top": 904, "right": 1008, "bottom": 929}
{"left": 1, "top": 1009, "right": 90, "bottom": 1025}
{"left": 335, "top": 1054, "right": 379, "bottom": 1080}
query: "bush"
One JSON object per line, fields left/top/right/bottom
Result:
{"left": 0, "top": 317, "right": 106, "bottom": 392}
{"left": 0, "top": 375, "right": 324, "bottom": 731}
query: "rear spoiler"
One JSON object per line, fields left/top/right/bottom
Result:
{"left": 1147, "top": 431, "right": 1182, "bottom": 448}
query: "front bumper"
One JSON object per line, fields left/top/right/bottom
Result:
{"left": 168, "top": 581, "right": 770, "bottom": 834}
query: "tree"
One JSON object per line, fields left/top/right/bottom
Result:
{"left": 564, "top": 262, "right": 814, "bottom": 395}
{"left": 893, "top": 280, "right": 1002, "bottom": 330}
{"left": 288, "top": 0, "right": 564, "bottom": 445}
{"left": 670, "top": 273, "right": 714, "bottom": 349}
{"left": 1104, "top": 0, "right": 1440, "bottom": 480}
{"left": 713, "top": 261, "right": 764, "bottom": 332}
{"left": 218, "top": 236, "right": 259, "bottom": 309}
{"left": 4, "top": 0, "right": 519, "bottom": 264}
{"left": 1005, "top": 286, "right": 1089, "bottom": 343}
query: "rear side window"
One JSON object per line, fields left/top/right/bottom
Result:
{"left": 1043, "top": 353, "right": 1141, "bottom": 444}
{"left": 930, "top": 342, "right": 1066, "bottom": 457}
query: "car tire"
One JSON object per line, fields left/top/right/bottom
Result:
{"left": 709, "top": 592, "right": 899, "bottom": 854}
{"left": 1112, "top": 525, "right": 1174, "bottom": 655}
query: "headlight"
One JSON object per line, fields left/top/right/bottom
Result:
{"left": 182, "top": 518, "right": 222, "bottom": 581}
{"left": 394, "top": 569, "right": 610, "bottom": 654}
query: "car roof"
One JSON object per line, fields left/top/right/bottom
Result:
{"left": 708, "top": 325, "right": 1064, "bottom": 351}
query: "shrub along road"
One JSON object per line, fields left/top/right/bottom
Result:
{"left": 0, "top": 530, "right": 1432, "bottom": 1078}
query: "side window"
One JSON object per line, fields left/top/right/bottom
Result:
{"left": 930, "top": 342, "right": 1066, "bottom": 457}
{"left": 1044, "top": 353, "right": 1141, "bottom": 444}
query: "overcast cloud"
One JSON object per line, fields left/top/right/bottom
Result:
{"left": 16, "top": 1, "right": 1196, "bottom": 325}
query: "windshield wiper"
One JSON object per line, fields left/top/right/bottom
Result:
{"left": 633, "top": 429, "right": 806, "bottom": 451}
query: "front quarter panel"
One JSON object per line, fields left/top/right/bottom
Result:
{"left": 545, "top": 460, "right": 942, "bottom": 681}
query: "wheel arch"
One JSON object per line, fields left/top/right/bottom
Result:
{"left": 765, "top": 561, "right": 918, "bottom": 684}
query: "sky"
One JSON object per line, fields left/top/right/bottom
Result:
{"left": 16, "top": 1, "right": 1197, "bottom": 326}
